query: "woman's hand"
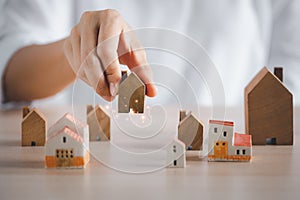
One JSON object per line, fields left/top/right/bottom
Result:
{"left": 64, "top": 9, "right": 157, "bottom": 101}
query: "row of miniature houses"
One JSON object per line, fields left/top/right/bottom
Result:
{"left": 177, "top": 111, "right": 252, "bottom": 163}
{"left": 22, "top": 105, "right": 252, "bottom": 170}
{"left": 22, "top": 66, "right": 292, "bottom": 168}
{"left": 22, "top": 106, "right": 108, "bottom": 168}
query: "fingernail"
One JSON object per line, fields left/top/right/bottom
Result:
{"left": 109, "top": 83, "right": 118, "bottom": 96}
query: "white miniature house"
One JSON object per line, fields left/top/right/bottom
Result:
{"left": 208, "top": 120, "right": 252, "bottom": 162}
{"left": 45, "top": 113, "right": 90, "bottom": 168}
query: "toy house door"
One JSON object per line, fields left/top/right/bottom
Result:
{"left": 214, "top": 141, "right": 228, "bottom": 159}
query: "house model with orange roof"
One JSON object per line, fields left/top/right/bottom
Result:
{"left": 208, "top": 120, "right": 252, "bottom": 162}
{"left": 21, "top": 106, "right": 46, "bottom": 146}
{"left": 45, "top": 113, "right": 90, "bottom": 168}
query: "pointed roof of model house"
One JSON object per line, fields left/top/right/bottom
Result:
{"left": 245, "top": 67, "right": 292, "bottom": 97}
{"left": 119, "top": 72, "right": 145, "bottom": 90}
{"left": 87, "top": 105, "right": 109, "bottom": 118}
{"left": 47, "top": 126, "right": 84, "bottom": 144}
{"left": 48, "top": 113, "right": 89, "bottom": 147}
{"left": 22, "top": 107, "right": 46, "bottom": 122}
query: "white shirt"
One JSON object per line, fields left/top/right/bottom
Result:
{"left": 1, "top": 0, "right": 300, "bottom": 110}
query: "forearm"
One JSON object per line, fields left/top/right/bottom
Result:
{"left": 3, "top": 38, "right": 75, "bottom": 102}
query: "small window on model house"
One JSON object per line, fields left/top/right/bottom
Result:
{"left": 223, "top": 131, "right": 227, "bottom": 137}
{"left": 236, "top": 149, "right": 240, "bottom": 155}
{"left": 214, "top": 127, "right": 217, "bottom": 133}
{"left": 242, "top": 150, "right": 246, "bottom": 155}
{"left": 63, "top": 136, "right": 67, "bottom": 143}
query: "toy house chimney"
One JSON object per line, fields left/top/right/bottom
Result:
{"left": 22, "top": 106, "right": 30, "bottom": 118}
{"left": 121, "top": 70, "right": 128, "bottom": 82}
{"left": 274, "top": 67, "right": 283, "bottom": 82}
{"left": 179, "top": 110, "right": 187, "bottom": 122}
{"left": 87, "top": 105, "right": 93, "bottom": 115}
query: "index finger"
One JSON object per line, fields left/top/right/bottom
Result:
{"left": 118, "top": 30, "right": 157, "bottom": 97}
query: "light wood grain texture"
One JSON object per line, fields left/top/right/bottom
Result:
{"left": 245, "top": 67, "right": 293, "bottom": 145}
{"left": 21, "top": 107, "right": 46, "bottom": 146}
{"left": 178, "top": 111, "right": 203, "bottom": 150}
{"left": 87, "top": 105, "right": 110, "bottom": 141}
{"left": 118, "top": 72, "right": 145, "bottom": 113}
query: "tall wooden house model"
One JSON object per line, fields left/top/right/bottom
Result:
{"left": 245, "top": 67, "right": 293, "bottom": 145}
{"left": 21, "top": 106, "right": 46, "bottom": 146}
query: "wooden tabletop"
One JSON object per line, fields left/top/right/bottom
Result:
{"left": 0, "top": 106, "right": 299, "bottom": 200}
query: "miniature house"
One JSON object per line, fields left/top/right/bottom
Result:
{"left": 87, "top": 105, "right": 110, "bottom": 141}
{"left": 167, "top": 139, "right": 186, "bottom": 168}
{"left": 45, "top": 127, "right": 89, "bottom": 168}
{"left": 45, "top": 113, "right": 89, "bottom": 168}
{"left": 118, "top": 72, "right": 145, "bottom": 113}
{"left": 21, "top": 106, "right": 46, "bottom": 146}
{"left": 208, "top": 120, "right": 252, "bottom": 162}
{"left": 178, "top": 110, "right": 203, "bottom": 150}
{"left": 245, "top": 67, "right": 293, "bottom": 145}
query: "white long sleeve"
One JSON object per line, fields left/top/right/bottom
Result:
{"left": 0, "top": 0, "right": 73, "bottom": 109}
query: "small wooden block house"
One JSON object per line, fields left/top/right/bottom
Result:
{"left": 178, "top": 110, "right": 203, "bottom": 150}
{"left": 208, "top": 120, "right": 252, "bottom": 162}
{"left": 118, "top": 72, "right": 145, "bottom": 113}
{"left": 87, "top": 105, "right": 110, "bottom": 141}
{"left": 245, "top": 67, "right": 293, "bottom": 145}
{"left": 167, "top": 139, "right": 186, "bottom": 168}
{"left": 21, "top": 106, "right": 46, "bottom": 146}
{"left": 45, "top": 113, "right": 89, "bottom": 168}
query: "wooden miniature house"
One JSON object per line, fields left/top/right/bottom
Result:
{"left": 245, "top": 67, "right": 293, "bottom": 145}
{"left": 208, "top": 120, "right": 252, "bottom": 162}
{"left": 87, "top": 105, "right": 110, "bottom": 141}
{"left": 21, "top": 106, "right": 46, "bottom": 146}
{"left": 167, "top": 139, "right": 186, "bottom": 168}
{"left": 45, "top": 113, "right": 89, "bottom": 168}
{"left": 118, "top": 72, "right": 145, "bottom": 113}
{"left": 178, "top": 110, "right": 203, "bottom": 150}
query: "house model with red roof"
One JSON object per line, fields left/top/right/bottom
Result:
{"left": 45, "top": 113, "right": 90, "bottom": 168}
{"left": 208, "top": 120, "right": 252, "bottom": 162}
